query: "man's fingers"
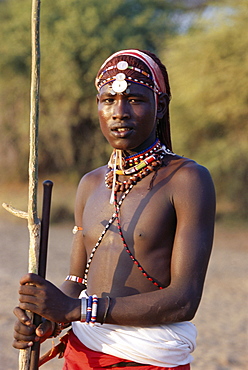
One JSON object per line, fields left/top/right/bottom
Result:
{"left": 13, "top": 329, "right": 36, "bottom": 342}
{"left": 13, "top": 317, "right": 38, "bottom": 349}
{"left": 13, "top": 339, "right": 34, "bottom": 350}
{"left": 36, "top": 320, "right": 54, "bottom": 339}
{"left": 19, "top": 284, "right": 37, "bottom": 296}
{"left": 19, "top": 273, "right": 44, "bottom": 286}
{"left": 19, "top": 301, "right": 38, "bottom": 314}
{"left": 13, "top": 307, "right": 32, "bottom": 325}
{"left": 14, "top": 320, "right": 35, "bottom": 336}
{"left": 19, "top": 293, "right": 38, "bottom": 305}
{"left": 12, "top": 302, "right": 53, "bottom": 350}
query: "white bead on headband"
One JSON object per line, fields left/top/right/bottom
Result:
{"left": 112, "top": 73, "right": 128, "bottom": 93}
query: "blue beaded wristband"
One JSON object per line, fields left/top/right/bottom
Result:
{"left": 86, "top": 295, "right": 93, "bottom": 324}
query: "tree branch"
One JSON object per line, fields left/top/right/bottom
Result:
{"left": 2, "top": 203, "right": 28, "bottom": 219}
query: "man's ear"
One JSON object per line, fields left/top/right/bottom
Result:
{"left": 156, "top": 93, "right": 168, "bottom": 120}
{"left": 96, "top": 94, "right": 99, "bottom": 104}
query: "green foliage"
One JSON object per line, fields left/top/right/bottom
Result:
{"left": 166, "top": 0, "right": 248, "bottom": 218}
{"left": 0, "top": 0, "right": 178, "bottom": 182}
{"left": 1, "top": 0, "right": 247, "bottom": 219}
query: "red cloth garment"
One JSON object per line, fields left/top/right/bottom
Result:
{"left": 62, "top": 330, "right": 190, "bottom": 370}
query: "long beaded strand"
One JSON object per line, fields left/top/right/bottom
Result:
{"left": 83, "top": 185, "right": 133, "bottom": 287}
{"left": 114, "top": 191, "right": 164, "bottom": 290}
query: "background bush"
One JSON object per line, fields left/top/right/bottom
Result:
{"left": 1, "top": 0, "right": 247, "bottom": 220}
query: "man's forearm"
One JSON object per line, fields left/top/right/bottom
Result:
{"left": 105, "top": 286, "right": 199, "bottom": 326}
{"left": 60, "top": 280, "right": 85, "bottom": 299}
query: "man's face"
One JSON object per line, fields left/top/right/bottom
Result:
{"left": 97, "top": 82, "right": 157, "bottom": 153}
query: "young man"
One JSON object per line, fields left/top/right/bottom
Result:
{"left": 13, "top": 49, "right": 216, "bottom": 369}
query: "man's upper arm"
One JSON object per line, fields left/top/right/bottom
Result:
{"left": 170, "top": 163, "right": 216, "bottom": 316}
{"left": 69, "top": 176, "right": 90, "bottom": 278}
{"left": 68, "top": 169, "right": 103, "bottom": 283}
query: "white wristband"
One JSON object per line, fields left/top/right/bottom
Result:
{"left": 81, "top": 297, "right": 87, "bottom": 322}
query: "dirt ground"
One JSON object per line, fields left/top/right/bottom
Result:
{"left": 0, "top": 219, "right": 247, "bottom": 370}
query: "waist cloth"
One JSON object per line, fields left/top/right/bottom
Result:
{"left": 69, "top": 290, "right": 196, "bottom": 368}
{"left": 62, "top": 330, "right": 191, "bottom": 370}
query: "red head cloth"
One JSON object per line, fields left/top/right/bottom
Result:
{"left": 95, "top": 49, "right": 166, "bottom": 95}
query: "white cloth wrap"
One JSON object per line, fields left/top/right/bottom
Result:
{"left": 72, "top": 292, "right": 197, "bottom": 367}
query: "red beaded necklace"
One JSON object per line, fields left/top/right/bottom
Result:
{"left": 105, "top": 139, "right": 166, "bottom": 193}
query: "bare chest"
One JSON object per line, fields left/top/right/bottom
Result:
{"left": 83, "top": 175, "right": 175, "bottom": 247}
{"left": 81, "top": 173, "right": 176, "bottom": 292}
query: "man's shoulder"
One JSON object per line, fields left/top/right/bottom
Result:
{"left": 168, "top": 155, "right": 211, "bottom": 177}
{"left": 77, "top": 165, "right": 107, "bottom": 193}
{"left": 164, "top": 155, "right": 214, "bottom": 189}
{"left": 165, "top": 155, "right": 215, "bottom": 202}
{"left": 81, "top": 165, "right": 107, "bottom": 181}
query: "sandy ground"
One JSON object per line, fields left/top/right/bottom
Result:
{"left": 0, "top": 218, "right": 247, "bottom": 370}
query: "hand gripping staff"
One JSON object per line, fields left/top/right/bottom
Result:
{"left": 2, "top": 0, "right": 52, "bottom": 369}
{"left": 29, "top": 180, "right": 53, "bottom": 370}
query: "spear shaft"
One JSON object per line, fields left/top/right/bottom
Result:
{"left": 19, "top": 1, "right": 41, "bottom": 369}
{"left": 2, "top": 0, "right": 43, "bottom": 368}
{"left": 29, "top": 180, "right": 53, "bottom": 370}
{"left": 28, "top": 0, "right": 40, "bottom": 231}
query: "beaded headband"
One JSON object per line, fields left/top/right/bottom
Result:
{"left": 95, "top": 49, "right": 166, "bottom": 95}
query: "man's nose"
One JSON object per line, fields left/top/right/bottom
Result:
{"left": 112, "top": 99, "right": 130, "bottom": 120}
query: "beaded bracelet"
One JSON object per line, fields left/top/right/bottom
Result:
{"left": 81, "top": 295, "right": 99, "bottom": 326}
{"left": 72, "top": 226, "right": 83, "bottom": 234}
{"left": 90, "top": 295, "right": 98, "bottom": 326}
{"left": 65, "top": 275, "right": 84, "bottom": 284}
{"left": 81, "top": 297, "right": 87, "bottom": 322}
{"left": 86, "top": 295, "right": 93, "bottom": 324}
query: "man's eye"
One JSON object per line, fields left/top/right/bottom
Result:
{"left": 129, "top": 98, "right": 141, "bottom": 104}
{"left": 103, "top": 98, "right": 114, "bottom": 104}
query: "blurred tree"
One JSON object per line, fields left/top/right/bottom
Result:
{"left": 0, "top": 0, "right": 182, "bottom": 182}
{"left": 166, "top": 0, "right": 248, "bottom": 218}
{"left": 0, "top": 1, "right": 31, "bottom": 181}
{"left": 2, "top": 0, "right": 246, "bottom": 219}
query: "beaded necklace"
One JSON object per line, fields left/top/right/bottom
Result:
{"left": 83, "top": 140, "right": 175, "bottom": 289}
{"left": 105, "top": 139, "right": 170, "bottom": 193}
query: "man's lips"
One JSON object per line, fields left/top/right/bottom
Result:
{"left": 113, "top": 127, "right": 131, "bottom": 132}
{"left": 111, "top": 126, "right": 133, "bottom": 137}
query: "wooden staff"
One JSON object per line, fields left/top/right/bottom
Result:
{"left": 2, "top": 0, "right": 42, "bottom": 369}
{"left": 23, "top": 0, "right": 42, "bottom": 368}
{"left": 29, "top": 180, "right": 53, "bottom": 370}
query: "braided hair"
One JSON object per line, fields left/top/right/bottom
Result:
{"left": 139, "top": 50, "right": 172, "bottom": 151}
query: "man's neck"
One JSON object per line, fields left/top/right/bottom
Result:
{"left": 121, "top": 137, "right": 158, "bottom": 158}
